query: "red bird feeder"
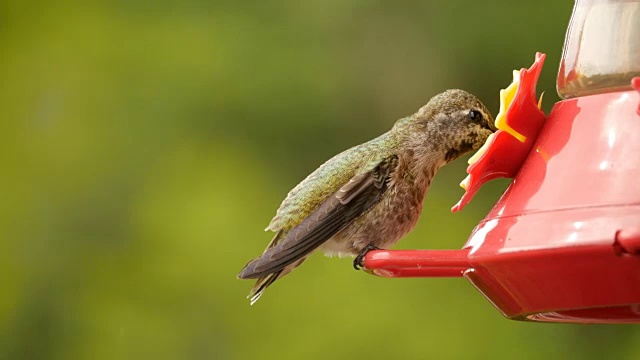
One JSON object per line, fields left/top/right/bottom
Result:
{"left": 363, "top": 0, "right": 640, "bottom": 323}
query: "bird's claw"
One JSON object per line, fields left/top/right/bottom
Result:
{"left": 353, "top": 244, "right": 381, "bottom": 270}
{"left": 353, "top": 256, "right": 364, "bottom": 270}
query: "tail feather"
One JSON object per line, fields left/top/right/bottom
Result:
{"left": 245, "top": 257, "right": 307, "bottom": 305}
{"left": 248, "top": 270, "right": 282, "bottom": 305}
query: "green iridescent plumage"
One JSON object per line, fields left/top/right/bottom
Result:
{"left": 266, "top": 123, "right": 404, "bottom": 233}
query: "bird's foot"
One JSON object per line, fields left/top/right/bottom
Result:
{"left": 353, "top": 244, "right": 381, "bottom": 270}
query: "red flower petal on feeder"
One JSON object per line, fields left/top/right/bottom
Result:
{"left": 452, "top": 52, "right": 547, "bottom": 212}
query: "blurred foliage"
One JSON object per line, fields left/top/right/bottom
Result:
{"left": 2, "top": 1, "right": 640, "bottom": 359}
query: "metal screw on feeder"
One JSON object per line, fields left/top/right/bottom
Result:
{"left": 362, "top": 0, "right": 640, "bottom": 324}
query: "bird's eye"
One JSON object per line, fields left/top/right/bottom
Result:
{"left": 467, "top": 110, "right": 482, "bottom": 122}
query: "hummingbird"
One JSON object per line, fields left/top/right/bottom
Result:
{"left": 238, "top": 89, "right": 496, "bottom": 304}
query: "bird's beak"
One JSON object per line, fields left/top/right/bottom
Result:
{"left": 487, "top": 114, "right": 498, "bottom": 132}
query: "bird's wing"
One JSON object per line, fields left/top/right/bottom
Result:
{"left": 238, "top": 155, "right": 398, "bottom": 279}
{"left": 266, "top": 133, "right": 394, "bottom": 233}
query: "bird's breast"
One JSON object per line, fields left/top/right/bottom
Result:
{"left": 321, "top": 180, "right": 428, "bottom": 257}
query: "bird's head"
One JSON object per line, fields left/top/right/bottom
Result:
{"left": 400, "top": 89, "right": 496, "bottom": 166}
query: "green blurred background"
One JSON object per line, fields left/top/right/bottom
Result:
{"left": 2, "top": 1, "right": 640, "bottom": 359}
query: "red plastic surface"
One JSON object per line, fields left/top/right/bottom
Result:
{"left": 363, "top": 87, "right": 640, "bottom": 323}
{"left": 633, "top": 77, "right": 640, "bottom": 115}
{"left": 364, "top": 249, "right": 470, "bottom": 278}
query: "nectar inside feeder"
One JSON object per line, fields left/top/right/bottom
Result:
{"left": 362, "top": 0, "right": 640, "bottom": 324}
